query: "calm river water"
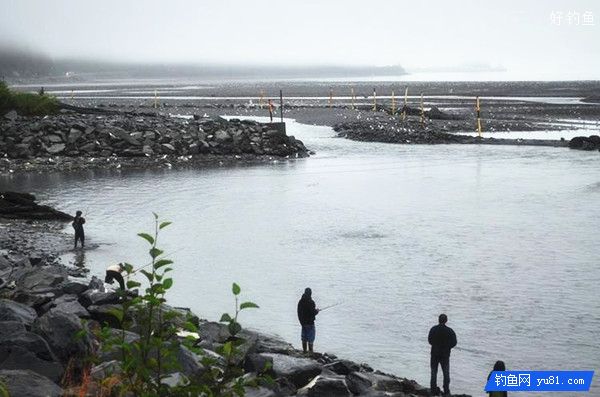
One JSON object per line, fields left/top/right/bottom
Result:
{"left": 3, "top": 117, "right": 599, "bottom": 396}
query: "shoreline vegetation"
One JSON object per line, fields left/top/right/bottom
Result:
{"left": 0, "top": 197, "right": 471, "bottom": 397}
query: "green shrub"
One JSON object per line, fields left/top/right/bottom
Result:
{"left": 0, "top": 81, "right": 59, "bottom": 116}
{"left": 95, "top": 214, "right": 265, "bottom": 397}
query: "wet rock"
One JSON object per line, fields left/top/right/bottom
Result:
{"left": 0, "top": 345, "right": 64, "bottom": 382}
{"left": 0, "top": 321, "right": 26, "bottom": 338}
{"left": 324, "top": 360, "right": 360, "bottom": 376}
{"left": 90, "top": 360, "right": 121, "bottom": 380}
{"left": 176, "top": 344, "right": 206, "bottom": 381}
{"left": 99, "top": 328, "right": 140, "bottom": 362}
{"left": 0, "top": 369, "right": 63, "bottom": 397}
{"left": 197, "top": 320, "right": 230, "bottom": 344}
{"left": 52, "top": 297, "right": 90, "bottom": 318}
{"left": 0, "top": 329, "right": 57, "bottom": 362}
{"left": 78, "top": 289, "right": 119, "bottom": 307}
{"left": 12, "top": 291, "right": 55, "bottom": 309}
{"left": 259, "top": 353, "right": 322, "bottom": 388}
{"left": 87, "top": 304, "right": 122, "bottom": 328}
{"left": 88, "top": 276, "right": 105, "bottom": 291}
{"left": 68, "top": 129, "right": 83, "bottom": 143}
{"left": 346, "top": 371, "right": 373, "bottom": 395}
{"left": 297, "top": 374, "right": 352, "bottom": 397}
{"left": 569, "top": 135, "right": 600, "bottom": 151}
{"left": 62, "top": 280, "right": 89, "bottom": 295}
{"left": 15, "top": 266, "right": 66, "bottom": 292}
{"left": 244, "top": 386, "right": 278, "bottom": 397}
{"left": 4, "top": 110, "right": 18, "bottom": 120}
{"left": 46, "top": 143, "right": 66, "bottom": 154}
{"left": 0, "top": 299, "right": 37, "bottom": 327}
{"left": 0, "top": 191, "right": 72, "bottom": 220}
{"left": 32, "top": 308, "right": 92, "bottom": 364}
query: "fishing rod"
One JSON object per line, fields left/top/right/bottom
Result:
{"left": 319, "top": 302, "right": 343, "bottom": 312}
{"left": 127, "top": 247, "right": 185, "bottom": 275}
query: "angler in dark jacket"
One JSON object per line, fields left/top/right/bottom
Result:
{"left": 487, "top": 360, "right": 508, "bottom": 397}
{"left": 428, "top": 313, "right": 457, "bottom": 396}
{"left": 72, "top": 210, "right": 86, "bottom": 249}
{"left": 297, "top": 287, "right": 319, "bottom": 353}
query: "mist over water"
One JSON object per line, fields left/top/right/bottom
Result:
{"left": 3, "top": 118, "right": 599, "bottom": 396}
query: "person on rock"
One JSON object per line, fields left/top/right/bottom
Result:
{"left": 105, "top": 263, "right": 126, "bottom": 290}
{"left": 297, "top": 287, "right": 319, "bottom": 354}
{"left": 268, "top": 99, "right": 275, "bottom": 122}
{"left": 487, "top": 360, "right": 508, "bottom": 397}
{"left": 72, "top": 210, "right": 86, "bottom": 249}
{"left": 428, "top": 313, "right": 457, "bottom": 396}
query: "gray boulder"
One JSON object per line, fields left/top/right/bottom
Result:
{"left": 90, "top": 360, "right": 122, "bottom": 380}
{"left": 260, "top": 353, "right": 322, "bottom": 388}
{"left": 46, "top": 143, "right": 66, "bottom": 154}
{"left": 88, "top": 276, "right": 105, "bottom": 291}
{"left": 0, "top": 369, "right": 62, "bottom": 397}
{"left": 0, "top": 345, "right": 64, "bottom": 382}
{"left": 53, "top": 298, "right": 89, "bottom": 318}
{"left": 244, "top": 386, "right": 278, "bottom": 397}
{"left": 176, "top": 345, "right": 206, "bottom": 381}
{"left": 324, "top": 360, "right": 361, "bottom": 376}
{"left": 99, "top": 328, "right": 140, "bottom": 362}
{"left": 88, "top": 304, "right": 123, "bottom": 328}
{"left": 32, "top": 308, "right": 92, "bottom": 364}
{"left": 62, "top": 280, "right": 89, "bottom": 295}
{"left": 297, "top": 374, "right": 352, "bottom": 397}
{"left": 0, "top": 299, "right": 37, "bottom": 327}
{"left": 15, "top": 266, "right": 66, "bottom": 292}
{"left": 0, "top": 321, "right": 26, "bottom": 338}
{"left": 4, "top": 110, "right": 18, "bottom": 120}
{"left": 0, "top": 330, "right": 57, "bottom": 362}
{"left": 78, "top": 289, "right": 119, "bottom": 307}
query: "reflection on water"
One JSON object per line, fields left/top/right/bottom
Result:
{"left": 1, "top": 118, "right": 599, "bottom": 396}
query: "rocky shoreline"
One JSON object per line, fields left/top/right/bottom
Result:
{"left": 0, "top": 194, "right": 471, "bottom": 397}
{"left": 332, "top": 117, "right": 600, "bottom": 150}
{"left": 0, "top": 109, "right": 310, "bottom": 174}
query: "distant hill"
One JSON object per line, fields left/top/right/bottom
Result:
{"left": 0, "top": 47, "right": 406, "bottom": 80}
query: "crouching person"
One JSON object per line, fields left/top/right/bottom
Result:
{"left": 105, "top": 263, "right": 126, "bottom": 290}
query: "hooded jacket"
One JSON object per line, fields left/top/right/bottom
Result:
{"left": 297, "top": 293, "right": 318, "bottom": 326}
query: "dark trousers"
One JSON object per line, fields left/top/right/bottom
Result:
{"left": 430, "top": 354, "right": 450, "bottom": 394}
{"left": 105, "top": 270, "right": 125, "bottom": 290}
{"left": 74, "top": 231, "right": 85, "bottom": 247}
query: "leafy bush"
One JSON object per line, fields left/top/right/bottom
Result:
{"left": 93, "top": 214, "right": 264, "bottom": 397}
{"left": 0, "top": 81, "right": 59, "bottom": 116}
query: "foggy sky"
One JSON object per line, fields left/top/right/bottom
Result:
{"left": 1, "top": 0, "right": 599, "bottom": 79}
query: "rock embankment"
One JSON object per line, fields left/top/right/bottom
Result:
{"left": 568, "top": 135, "right": 600, "bottom": 151}
{"left": 334, "top": 119, "right": 469, "bottom": 145}
{"left": 0, "top": 111, "right": 309, "bottom": 164}
{"left": 0, "top": 192, "right": 72, "bottom": 220}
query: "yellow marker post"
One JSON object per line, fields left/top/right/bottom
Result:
{"left": 154, "top": 90, "right": 158, "bottom": 109}
{"left": 373, "top": 88, "right": 377, "bottom": 112}
{"left": 420, "top": 93, "right": 425, "bottom": 128}
{"left": 391, "top": 90, "right": 396, "bottom": 115}
{"left": 402, "top": 87, "right": 408, "bottom": 121}
{"left": 351, "top": 87, "right": 355, "bottom": 110}
{"left": 329, "top": 88, "right": 333, "bottom": 109}
{"left": 476, "top": 96, "right": 482, "bottom": 137}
